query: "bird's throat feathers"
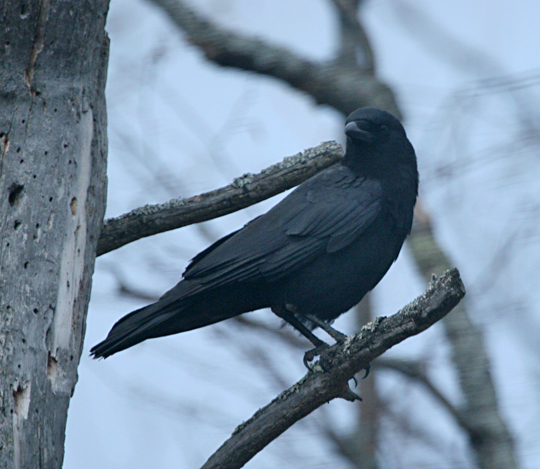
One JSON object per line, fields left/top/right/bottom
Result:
{"left": 343, "top": 140, "right": 418, "bottom": 200}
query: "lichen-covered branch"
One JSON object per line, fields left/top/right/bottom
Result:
{"left": 97, "top": 141, "right": 343, "bottom": 256}
{"left": 201, "top": 269, "right": 465, "bottom": 469}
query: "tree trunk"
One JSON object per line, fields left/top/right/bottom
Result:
{"left": 0, "top": 2, "right": 110, "bottom": 468}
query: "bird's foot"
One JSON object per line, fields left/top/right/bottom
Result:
{"left": 301, "top": 315, "right": 352, "bottom": 371}
{"left": 303, "top": 342, "right": 371, "bottom": 385}
{"left": 303, "top": 343, "right": 330, "bottom": 369}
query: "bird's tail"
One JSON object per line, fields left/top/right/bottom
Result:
{"left": 90, "top": 299, "right": 182, "bottom": 359}
{"left": 91, "top": 283, "right": 267, "bottom": 359}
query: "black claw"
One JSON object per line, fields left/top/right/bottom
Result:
{"left": 303, "top": 343, "right": 330, "bottom": 370}
{"left": 303, "top": 353, "right": 313, "bottom": 370}
{"left": 362, "top": 363, "right": 371, "bottom": 379}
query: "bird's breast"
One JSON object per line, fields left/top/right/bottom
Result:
{"left": 269, "top": 215, "right": 407, "bottom": 322}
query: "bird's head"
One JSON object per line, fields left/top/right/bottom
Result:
{"left": 344, "top": 107, "right": 405, "bottom": 145}
{"left": 343, "top": 107, "right": 416, "bottom": 173}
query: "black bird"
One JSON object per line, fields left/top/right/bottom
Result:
{"left": 91, "top": 108, "right": 418, "bottom": 361}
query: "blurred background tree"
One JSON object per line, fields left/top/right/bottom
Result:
{"left": 65, "top": 1, "right": 540, "bottom": 468}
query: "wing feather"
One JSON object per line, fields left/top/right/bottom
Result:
{"left": 181, "top": 166, "right": 382, "bottom": 293}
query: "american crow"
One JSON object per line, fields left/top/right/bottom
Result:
{"left": 91, "top": 108, "right": 418, "bottom": 360}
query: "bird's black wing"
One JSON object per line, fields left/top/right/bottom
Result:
{"left": 180, "top": 165, "right": 382, "bottom": 293}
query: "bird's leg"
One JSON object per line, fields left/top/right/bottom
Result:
{"left": 296, "top": 312, "right": 371, "bottom": 377}
{"left": 272, "top": 305, "right": 326, "bottom": 348}
{"left": 300, "top": 313, "right": 348, "bottom": 368}
{"left": 302, "top": 313, "right": 348, "bottom": 343}
{"left": 272, "top": 306, "right": 330, "bottom": 369}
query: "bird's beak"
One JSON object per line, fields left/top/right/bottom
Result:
{"left": 345, "top": 120, "right": 374, "bottom": 142}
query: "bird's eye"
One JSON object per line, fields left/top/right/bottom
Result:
{"left": 380, "top": 124, "right": 388, "bottom": 132}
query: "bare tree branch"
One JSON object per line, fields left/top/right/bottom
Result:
{"left": 331, "top": 0, "right": 376, "bottom": 71}
{"left": 409, "top": 215, "right": 519, "bottom": 469}
{"left": 148, "top": 0, "right": 398, "bottom": 116}
{"left": 350, "top": 295, "right": 380, "bottom": 469}
{"left": 201, "top": 268, "right": 465, "bottom": 469}
{"left": 375, "top": 358, "right": 472, "bottom": 435}
{"left": 97, "top": 141, "right": 342, "bottom": 256}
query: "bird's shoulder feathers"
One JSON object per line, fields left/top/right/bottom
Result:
{"left": 181, "top": 165, "right": 382, "bottom": 290}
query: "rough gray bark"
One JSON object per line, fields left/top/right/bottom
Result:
{"left": 0, "top": 2, "right": 110, "bottom": 468}
{"left": 201, "top": 269, "right": 465, "bottom": 469}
